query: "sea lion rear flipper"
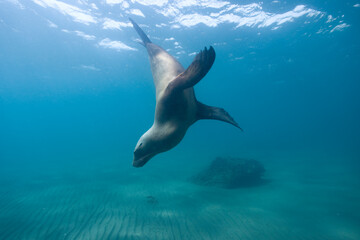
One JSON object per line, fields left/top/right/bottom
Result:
{"left": 129, "top": 18, "right": 151, "bottom": 46}
{"left": 166, "top": 46, "right": 215, "bottom": 94}
{"left": 197, "top": 101, "right": 243, "bottom": 130}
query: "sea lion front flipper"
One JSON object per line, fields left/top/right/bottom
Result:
{"left": 196, "top": 101, "right": 243, "bottom": 130}
{"left": 166, "top": 46, "right": 215, "bottom": 94}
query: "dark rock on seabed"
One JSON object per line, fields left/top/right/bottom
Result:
{"left": 191, "top": 157, "right": 266, "bottom": 189}
{"left": 146, "top": 195, "right": 158, "bottom": 205}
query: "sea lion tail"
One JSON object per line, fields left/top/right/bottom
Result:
{"left": 129, "top": 18, "right": 152, "bottom": 46}
{"left": 196, "top": 101, "right": 243, "bottom": 131}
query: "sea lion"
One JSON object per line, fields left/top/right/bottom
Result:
{"left": 130, "top": 18, "right": 241, "bottom": 167}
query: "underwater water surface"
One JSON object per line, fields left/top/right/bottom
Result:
{"left": 0, "top": 0, "right": 360, "bottom": 239}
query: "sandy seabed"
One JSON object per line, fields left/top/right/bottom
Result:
{"left": 0, "top": 158, "right": 359, "bottom": 240}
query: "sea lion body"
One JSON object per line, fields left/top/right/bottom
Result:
{"left": 130, "top": 19, "right": 241, "bottom": 167}
{"left": 147, "top": 43, "right": 196, "bottom": 125}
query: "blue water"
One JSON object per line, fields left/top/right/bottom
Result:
{"left": 1, "top": 1, "right": 360, "bottom": 239}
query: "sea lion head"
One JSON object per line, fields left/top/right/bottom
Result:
{"left": 133, "top": 125, "right": 185, "bottom": 167}
{"left": 133, "top": 128, "right": 161, "bottom": 167}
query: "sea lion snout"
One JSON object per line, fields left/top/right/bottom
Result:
{"left": 133, "top": 153, "right": 154, "bottom": 168}
{"left": 132, "top": 159, "right": 145, "bottom": 168}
